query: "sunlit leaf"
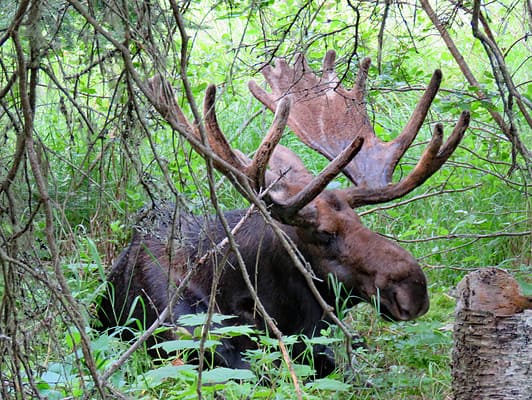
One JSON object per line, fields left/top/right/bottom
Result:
{"left": 305, "top": 378, "right": 351, "bottom": 391}
{"left": 201, "top": 367, "right": 255, "bottom": 384}
{"left": 151, "top": 339, "right": 221, "bottom": 353}
{"left": 177, "top": 313, "right": 237, "bottom": 327}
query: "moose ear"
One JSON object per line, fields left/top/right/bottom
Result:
{"left": 267, "top": 145, "right": 314, "bottom": 184}
{"left": 295, "top": 203, "right": 319, "bottom": 227}
{"left": 264, "top": 145, "right": 314, "bottom": 205}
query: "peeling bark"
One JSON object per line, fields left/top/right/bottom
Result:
{"left": 452, "top": 268, "right": 532, "bottom": 399}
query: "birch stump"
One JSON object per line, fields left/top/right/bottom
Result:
{"left": 452, "top": 268, "right": 532, "bottom": 400}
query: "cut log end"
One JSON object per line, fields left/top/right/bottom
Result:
{"left": 455, "top": 267, "right": 531, "bottom": 316}
{"left": 452, "top": 268, "right": 532, "bottom": 400}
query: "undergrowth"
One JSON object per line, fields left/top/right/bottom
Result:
{"left": 33, "top": 259, "right": 461, "bottom": 399}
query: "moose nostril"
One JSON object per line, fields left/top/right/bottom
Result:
{"left": 395, "top": 295, "right": 414, "bottom": 320}
{"left": 392, "top": 289, "right": 429, "bottom": 320}
{"left": 407, "top": 294, "right": 429, "bottom": 319}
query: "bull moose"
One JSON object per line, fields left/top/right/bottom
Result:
{"left": 97, "top": 51, "right": 470, "bottom": 377}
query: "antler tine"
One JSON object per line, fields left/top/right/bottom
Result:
{"left": 393, "top": 110, "right": 470, "bottom": 192}
{"left": 293, "top": 52, "right": 312, "bottom": 77}
{"left": 147, "top": 74, "right": 195, "bottom": 132}
{"left": 270, "top": 136, "right": 364, "bottom": 223}
{"left": 388, "top": 69, "right": 443, "bottom": 161}
{"left": 436, "top": 111, "right": 470, "bottom": 159}
{"left": 203, "top": 84, "right": 249, "bottom": 172}
{"left": 322, "top": 50, "right": 336, "bottom": 74}
{"left": 351, "top": 57, "right": 371, "bottom": 103}
{"left": 247, "top": 97, "right": 291, "bottom": 190}
{"left": 286, "top": 136, "right": 364, "bottom": 211}
{"left": 344, "top": 110, "right": 470, "bottom": 207}
{"left": 322, "top": 50, "right": 343, "bottom": 90}
{"left": 248, "top": 59, "right": 295, "bottom": 112}
{"left": 204, "top": 85, "right": 296, "bottom": 193}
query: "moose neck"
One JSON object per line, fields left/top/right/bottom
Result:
{"left": 203, "top": 209, "right": 340, "bottom": 311}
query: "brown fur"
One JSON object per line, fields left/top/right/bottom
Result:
{"left": 98, "top": 194, "right": 429, "bottom": 376}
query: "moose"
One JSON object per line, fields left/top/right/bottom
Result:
{"left": 97, "top": 51, "right": 470, "bottom": 377}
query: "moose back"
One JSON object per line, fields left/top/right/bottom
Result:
{"left": 97, "top": 51, "right": 469, "bottom": 377}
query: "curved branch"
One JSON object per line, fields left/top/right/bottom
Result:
{"left": 420, "top": 0, "right": 531, "bottom": 171}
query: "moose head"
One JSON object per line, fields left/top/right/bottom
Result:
{"left": 100, "top": 50, "right": 469, "bottom": 375}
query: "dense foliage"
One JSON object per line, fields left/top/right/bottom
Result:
{"left": 0, "top": 1, "right": 530, "bottom": 398}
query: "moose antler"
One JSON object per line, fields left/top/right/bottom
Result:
{"left": 146, "top": 75, "right": 364, "bottom": 222}
{"left": 146, "top": 75, "right": 287, "bottom": 191}
{"left": 249, "top": 50, "right": 470, "bottom": 207}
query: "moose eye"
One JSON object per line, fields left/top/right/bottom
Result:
{"left": 315, "top": 230, "right": 336, "bottom": 244}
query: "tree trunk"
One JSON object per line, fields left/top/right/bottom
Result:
{"left": 452, "top": 268, "right": 532, "bottom": 399}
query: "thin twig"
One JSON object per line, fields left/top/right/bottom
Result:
{"left": 12, "top": 26, "right": 107, "bottom": 398}
{"left": 359, "top": 184, "right": 482, "bottom": 216}
{"left": 420, "top": 0, "right": 531, "bottom": 172}
{"left": 390, "top": 229, "right": 532, "bottom": 244}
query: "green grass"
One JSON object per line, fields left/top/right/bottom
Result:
{"left": 31, "top": 270, "right": 460, "bottom": 399}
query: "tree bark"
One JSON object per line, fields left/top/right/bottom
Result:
{"left": 452, "top": 268, "right": 532, "bottom": 399}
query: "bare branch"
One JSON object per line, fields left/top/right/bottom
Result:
{"left": 420, "top": 0, "right": 531, "bottom": 172}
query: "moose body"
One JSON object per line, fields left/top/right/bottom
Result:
{"left": 98, "top": 51, "right": 469, "bottom": 377}
{"left": 100, "top": 207, "right": 336, "bottom": 369}
{"left": 99, "top": 200, "right": 428, "bottom": 375}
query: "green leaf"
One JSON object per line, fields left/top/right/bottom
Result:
{"left": 201, "top": 367, "right": 255, "bottom": 384}
{"left": 303, "top": 336, "right": 341, "bottom": 346}
{"left": 141, "top": 364, "right": 197, "bottom": 387}
{"left": 177, "top": 313, "right": 237, "bottom": 327}
{"left": 517, "top": 279, "right": 532, "bottom": 296}
{"left": 65, "top": 329, "right": 81, "bottom": 351}
{"left": 41, "top": 371, "right": 62, "bottom": 385}
{"left": 210, "top": 324, "right": 256, "bottom": 337}
{"left": 305, "top": 378, "right": 351, "bottom": 391}
{"left": 151, "top": 339, "right": 221, "bottom": 353}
